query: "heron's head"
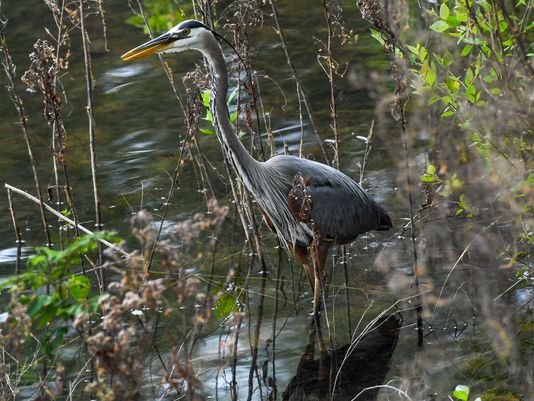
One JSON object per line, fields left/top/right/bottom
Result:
{"left": 121, "top": 19, "right": 215, "bottom": 61}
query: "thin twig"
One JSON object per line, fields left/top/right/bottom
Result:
{"left": 321, "top": 0, "right": 340, "bottom": 169}
{"left": 79, "top": 0, "right": 104, "bottom": 270}
{"left": 5, "top": 184, "right": 127, "bottom": 257}
{"left": 6, "top": 188, "right": 22, "bottom": 275}
{"left": 269, "top": 0, "right": 330, "bottom": 164}
{"left": 395, "top": 64, "right": 424, "bottom": 348}
{"left": 0, "top": 18, "right": 52, "bottom": 247}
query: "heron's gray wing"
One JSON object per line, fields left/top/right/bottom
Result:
{"left": 264, "top": 155, "right": 391, "bottom": 244}
{"left": 304, "top": 179, "right": 390, "bottom": 243}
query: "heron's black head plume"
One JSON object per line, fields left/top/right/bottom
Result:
{"left": 206, "top": 24, "right": 247, "bottom": 69}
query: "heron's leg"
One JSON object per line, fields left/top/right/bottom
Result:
{"left": 310, "top": 238, "right": 330, "bottom": 354}
{"left": 310, "top": 240, "right": 331, "bottom": 304}
{"left": 294, "top": 244, "right": 315, "bottom": 289}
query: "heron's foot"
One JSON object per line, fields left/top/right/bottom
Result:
{"left": 308, "top": 308, "right": 322, "bottom": 318}
{"left": 308, "top": 309, "right": 327, "bottom": 355}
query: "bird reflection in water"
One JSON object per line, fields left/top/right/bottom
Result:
{"left": 282, "top": 314, "right": 402, "bottom": 401}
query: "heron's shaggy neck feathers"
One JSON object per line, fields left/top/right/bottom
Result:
{"left": 203, "top": 37, "right": 310, "bottom": 249}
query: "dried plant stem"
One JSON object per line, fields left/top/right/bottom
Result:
{"left": 242, "top": 193, "right": 268, "bottom": 401}
{"left": 192, "top": 136, "right": 216, "bottom": 202}
{"left": 321, "top": 0, "right": 340, "bottom": 169}
{"left": 296, "top": 81, "right": 305, "bottom": 157}
{"left": 79, "top": 0, "right": 103, "bottom": 268}
{"left": 132, "top": 0, "right": 194, "bottom": 275}
{"left": 269, "top": 0, "right": 330, "bottom": 164}
{"left": 356, "top": 0, "right": 424, "bottom": 348}
{"left": 0, "top": 20, "right": 52, "bottom": 247}
{"left": 270, "top": 243, "right": 284, "bottom": 399}
{"left": 5, "top": 184, "right": 127, "bottom": 257}
{"left": 496, "top": 0, "right": 534, "bottom": 78}
{"left": 342, "top": 245, "right": 352, "bottom": 336}
{"left": 253, "top": 74, "right": 274, "bottom": 158}
{"left": 359, "top": 120, "right": 374, "bottom": 186}
{"left": 145, "top": 144, "right": 190, "bottom": 273}
{"left": 230, "top": 247, "right": 254, "bottom": 401}
{"left": 7, "top": 188, "right": 22, "bottom": 275}
{"left": 50, "top": 0, "right": 66, "bottom": 249}
{"left": 394, "top": 67, "right": 424, "bottom": 348}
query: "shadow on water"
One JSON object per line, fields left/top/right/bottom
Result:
{"left": 283, "top": 314, "right": 401, "bottom": 401}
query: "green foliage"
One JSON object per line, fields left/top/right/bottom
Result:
{"left": 200, "top": 87, "right": 246, "bottom": 137}
{"left": 126, "top": 0, "right": 187, "bottom": 33}
{"left": 214, "top": 292, "right": 239, "bottom": 319}
{"left": 453, "top": 385, "right": 470, "bottom": 401}
{"left": 453, "top": 384, "right": 484, "bottom": 401}
{"left": 400, "top": 0, "right": 532, "bottom": 229}
{"left": 0, "top": 232, "right": 119, "bottom": 359}
{"left": 408, "top": 0, "right": 532, "bottom": 120}
{"left": 421, "top": 163, "right": 440, "bottom": 183}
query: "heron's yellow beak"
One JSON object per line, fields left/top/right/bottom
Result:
{"left": 121, "top": 33, "right": 173, "bottom": 61}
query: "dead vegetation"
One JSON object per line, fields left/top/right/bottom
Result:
{"left": 0, "top": 0, "right": 532, "bottom": 400}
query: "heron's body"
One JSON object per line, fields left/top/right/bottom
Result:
{"left": 250, "top": 154, "right": 391, "bottom": 246}
{"left": 122, "top": 19, "right": 392, "bottom": 293}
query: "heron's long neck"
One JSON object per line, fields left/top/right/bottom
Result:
{"left": 203, "top": 42, "right": 259, "bottom": 187}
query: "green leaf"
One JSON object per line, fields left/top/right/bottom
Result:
{"left": 446, "top": 75, "right": 460, "bottom": 92}
{"left": 370, "top": 28, "right": 385, "bottom": 45}
{"left": 421, "top": 164, "right": 439, "bottom": 183}
{"left": 230, "top": 111, "right": 238, "bottom": 123}
{"left": 199, "top": 128, "right": 215, "bottom": 135}
{"left": 421, "top": 174, "right": 435, "bottom": 182}
{"left": 465, "top": 68, "right": 474, "bottom": 85}
{"left": 68, "top": 276, "right": 90, "bottom": 301}
{"left": 36, "top": 297, "right": 61, "bottom": 329}
{"left": 428, "top": 95, "right": 441, "bottom": 105}
{"left": 215, "top": 292, "right": 239, "bottom": 319}
{"left": 425, "top": 62, "right": 437, "bottom": 86}
{"left": 446, "top": 15, "right": 459, "bottom": 27}
{"left": 459, "top": 193, "right": 467, "bottom": 209}
{"left": 407, "top": 44, "right": 419, "bottom": 55}
{"left": 442, "top": 50, "right": 453, "bottom": 67}
{"left": 27, "top": 295, "right": 48, "bottom": 318}
{"left": 42, "top": 327, "right": 68, "bottom": 359}
{"left": 201, "top": 90, "right": 211, "bottom": 108}
{"left": 461, "top": 45, "right": 473, "bottom": 57}
{"left": 419, "top": 46, "right": 428, "bottom": 61}
{"left": 203, "top": 110, "right": 213, "bottom": 123}
{"left": 440, "top": 3, "right": 450, "bottom": 19}
{"left": 125, "top": 15, "right": 145, "bottom": 28}
{"left": 453, "top": 384, "right": 469, "bottom": 401}
{"left": 499, "top": 21, "right": 509, "bottom": 32}
{"left": 430, "top": 20, "right": 449, "bottom": 33}
{"left": 227, "top": 87, "right": 238, "bottom": 105}
{"left": 478, "top": 0, "right": 491, "bottom": 12}
{"left": 456, "top": 10, "right": 468, "bottom": 22}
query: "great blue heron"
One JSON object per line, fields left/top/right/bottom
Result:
{"left": 121, "top": 20, "right": 392, "bottom": 308}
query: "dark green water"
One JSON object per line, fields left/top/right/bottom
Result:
{"left": 0, "top": 1, "right": 529, "bottom": 400}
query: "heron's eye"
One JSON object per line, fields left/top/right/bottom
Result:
{"left": 182, "top": 28, "right": 191, "bottom": 36}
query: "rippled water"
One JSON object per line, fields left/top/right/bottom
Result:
{"left": 0, "top": 1, "right": 529, "bottom": 400}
